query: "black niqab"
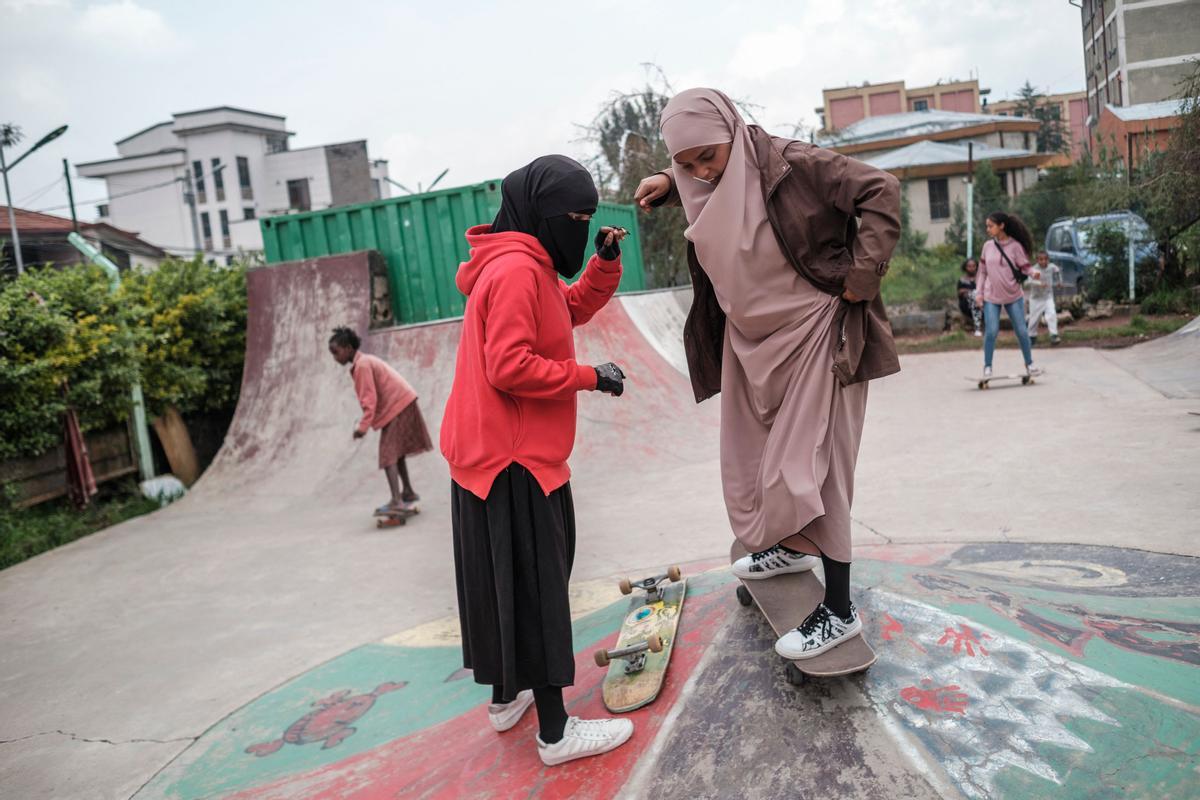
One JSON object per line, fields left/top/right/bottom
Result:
{"left": 491, "top": 155, "right": 598, "bottom": 279}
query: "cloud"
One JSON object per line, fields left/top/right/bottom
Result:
{"left": 74, "top": 0, "right": 181, "bottom": 55}
{"left": 0, "top": 0, "right": 69, "bottom": 12}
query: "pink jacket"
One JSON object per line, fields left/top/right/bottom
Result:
{"left": 351, "top": 352, "right": 417, "bottom": 434}
{"left": 978, "top": 238, "right": 1033, "bottom": 305}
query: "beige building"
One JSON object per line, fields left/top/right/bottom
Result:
{"left": 985, "top": 90, "right": 1089, "bottom": 162}
{"left": 1077, "top": 0, "right": 1200, "bottom": 134}
{"left": 816, "top": 79, "right": 986, "bottom": 133}
{"left": 820, "top": 111, "right": 1053, "bottom": 246}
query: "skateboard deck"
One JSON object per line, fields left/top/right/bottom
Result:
{"left": 730, "top": 542, "right": 875, "bottom": 683}
{"left": 375, "top": 506, "right": 418, "bottom": 528}
{"left": 596, "top": 568, "right": 686, "bottom": 713}
{"left": 967, "top": 373, "right": 1037, "bottom": 389}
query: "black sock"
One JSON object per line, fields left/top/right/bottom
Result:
{"left": 533, "top": 686, "right": 568, "bottom": 744}
{"left": 821, "top": 554, "right": 852, "bottom": 619}
{"left": 491, "top": 685, "right": 506, "bottom": 705}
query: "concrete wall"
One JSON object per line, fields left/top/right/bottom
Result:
{"left": 831, "top": 96, "right": 866, "bottom": 130}
{"left": 261, "top": 147, "right": 334, "bottom": 216}
{"left": 325, "top": 142, "right": 372, "bottom": 207}
{"left": 104, "top": 163, "right": 193, "bottom": 256}
{"left": 869, "top": 90, "right": 903, "bottom": 116}
{"left": 1130, "top": 60, "right": 1200, "bottom": 104}
{"left": 116, "top": 123, "right": 176, "bottom": 158}
{"left": 1123, "top": 0, "right": 1200, "bottom": 64}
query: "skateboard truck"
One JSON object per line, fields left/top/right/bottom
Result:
{"left": 618, "top": 565, "right": 682, "bottom": 604}
{"left": 594, "top": 634, "right": 663, "bottom": 674}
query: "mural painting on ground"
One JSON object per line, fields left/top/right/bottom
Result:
{"left": 245, "top": 682, "right": 407, "bottom": 756}
{"left": 860, "top": 590, "right": 1125, "bottom": 798}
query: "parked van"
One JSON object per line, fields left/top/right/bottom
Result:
{"left": 1044, "top": 211, "right": 1156, "bottom": 296}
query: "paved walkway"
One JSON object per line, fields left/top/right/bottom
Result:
{"left": 1, "top": 254, "right": 1195, "bottom": 799}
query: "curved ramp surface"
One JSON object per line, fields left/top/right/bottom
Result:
{"left": 1103, "top": 314, "right": 1200, "bottom": 398}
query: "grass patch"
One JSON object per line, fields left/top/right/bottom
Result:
{"left": 0, "top": 478, "right": 160, "bottom": 571}
{"left": 880, "top": 249, "right": 961, "bottom": 309}
{"left": 895, "top": 315, "right": 1190, "bottom": 354}
{"left": 1058, "top": 314, "right": 1190, "bottom": 342}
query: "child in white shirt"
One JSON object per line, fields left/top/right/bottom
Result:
{"left": 1027, "top": 251, "right": 1063, "bottom": 346}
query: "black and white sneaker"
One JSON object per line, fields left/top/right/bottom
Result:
{"left": 732, "top": 544, "right": 819, "bottom": 580}
{"left": 775, "top": 602, "right": 862, "bottom": 660}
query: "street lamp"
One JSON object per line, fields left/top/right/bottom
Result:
{"left": 1, "top": 124, "right": 69, "bottom": 274}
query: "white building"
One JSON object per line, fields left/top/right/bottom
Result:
{"left": 77, "top": 107, "right": 390, "bottom": 261}
{"left": 819, "top": 110, "right": 1056, "bottom": 245}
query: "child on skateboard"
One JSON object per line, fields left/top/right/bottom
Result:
{"left": 635, "top": 89, "right": 901, "bottom": 661}
{"left": 1026, "top": 250, "right": 1062, "bottom": 347}
{"left": 440, "top": 155, "right": 633, "bottom": 766}
{"left": 328, "top": 327, "right": 432, "bottom": 515}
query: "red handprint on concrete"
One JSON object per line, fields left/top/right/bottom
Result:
{"left": 937, "top": 624, "right": 992, "bottom": 657}
{"left": 901, "top": 679, "right": 969, "bottom": 715}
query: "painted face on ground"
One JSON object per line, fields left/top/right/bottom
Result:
{"left": 672, "top": 142, "right": 733, "bottom": 185}
{"left": 329, "top": 342, "right": 354, "bottom": 365}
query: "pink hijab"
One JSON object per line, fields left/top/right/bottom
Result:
{"left": 659, "top": 88, "right": 775, "bottom": 278}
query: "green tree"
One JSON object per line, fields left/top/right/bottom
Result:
{"left": 971, "top": 160, "right": 1008, "bottom": 254}
{"left": 1013, "top": 81, "right": 1069, "bottom": 154}
{"left": 897, "top": 182, "right": 928, "bottom": 256}
{"left": 945, "top": 199, "right": 968, "bottom": 255}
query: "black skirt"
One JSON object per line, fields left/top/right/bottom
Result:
{"left": 451, "top": 464, "right": 576, "bottom": 701}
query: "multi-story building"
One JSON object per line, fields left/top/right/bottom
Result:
{"left": 815, "top": 79, "right": 987, "bottom": 133}
{"left": 1077, "top": 0, "right": 1200, "bottom": 131}
{"left": 984, "top": 91, "right": 1089, "bottom": 162}
{"left": 77, "top": 107, "right": 391, "bottom": 261}
{"left": 820, "top": 111, "right": 1053, "bottom": 246}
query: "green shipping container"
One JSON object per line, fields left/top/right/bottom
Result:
{"left": 260, "top": 181, "right": 646, "bottom": 324}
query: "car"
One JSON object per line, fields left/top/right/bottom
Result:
{"left": 1044, "top": 211, "right": 1157, "bottom": 297}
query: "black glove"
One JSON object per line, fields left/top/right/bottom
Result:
{"left": 594, "top": 228, "right": 622, "bottom": 261}
{"left": 593, "top": 362, "right": 626, "bottom": 396}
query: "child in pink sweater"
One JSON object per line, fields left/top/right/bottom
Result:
{"left": 328, "top": 326, "right": 432, "bottom": 513}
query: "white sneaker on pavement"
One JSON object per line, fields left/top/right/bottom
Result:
{"left": 775, "top": 603, "right": 863, "bottom": 660}
{"left": 488, "top": 689, "right": 534, "bottom": 732}
{"left": 732, "top": 544, "right": 819, "bottom": 580}
{"left": 537, "top": 716, "right": 634, "bottom": 766}
{"left": 1026, "top": 363, "right": 1043, "bottom": 377}
{"left": 982, "top": 365, "right": 993, "bottom": 379}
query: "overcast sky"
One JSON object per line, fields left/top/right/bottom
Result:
{"left": 1, "top": 0, "right": 1086, "bottom": 223}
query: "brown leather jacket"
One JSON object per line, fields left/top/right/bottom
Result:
{"left": 656, "top": 125, "right": 902, "bottom": 402}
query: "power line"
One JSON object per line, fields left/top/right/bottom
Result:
{"left": 17, "top": 175, "right": 64, "bottom": 206}
{"left": 35, "top": 174, "right": 184, "bottom": 213}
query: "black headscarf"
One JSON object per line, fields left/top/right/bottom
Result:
{"left": 491, "top": 155, "right": 598, "bottom": 279}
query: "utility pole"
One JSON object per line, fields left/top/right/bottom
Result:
{"left": 182, "top": 167, "right": 202, "bottom": 255}
{"left": 0, "top": 143, "right": 21, "bottom": 273}
{"left": 63, "top": 158, "right": 78, "bottom": 233}
{"left": 966, "top": 142, "right": 975, "bottom": 260}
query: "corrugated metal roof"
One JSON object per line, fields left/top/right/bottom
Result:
{"left": 819, "top": 109, "right": 1032, "bottom": 146}
{"left": 1106, "top": 99, "right": 1186, "bottom": 122}
{"left": 860, "top": 140, "right": 1034, "bottom": 170}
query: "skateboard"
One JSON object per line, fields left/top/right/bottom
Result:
{"left": 374, "top": 504, "right": 419, "bottom": 528}
{"left": 595, "top": 566, "right": 686, "bottom": 713}
{"left": 730, "top": 542, "right": 876, "bottom": 686}
{"left": 967, "top": 373, "right": 1037, "bottom": 390}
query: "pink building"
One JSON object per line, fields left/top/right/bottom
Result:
{"left": 817, "top": 79, "right": 985, "bottom": 133}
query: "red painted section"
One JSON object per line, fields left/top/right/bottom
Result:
{"left": 868, "top": 91, "right": 902, "bottom": 116}
{"left": 831, "top": 96, "right": 866, "bottom": 131}
{"left": 226, "top": 591, "right": 730, "bottom": 800}
{"left": 940, "top": 90, "right": 976, "bottom": 113}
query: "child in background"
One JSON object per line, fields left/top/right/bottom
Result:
{"left": 958, "top": 258, "right": 982, "bottom": 337}
{"left": 1026, "top": 251, "right": 1062, "bottom": 347}
{"left": 328, "top": 326, "right": 432, "bottom": 514}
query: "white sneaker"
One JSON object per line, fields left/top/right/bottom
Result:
{"left": 775, "top": 603, "right": 863, "bottom": 660}
{"left": 1026, "top": 363, "right": 1043, "bottom": 377}
{"left": 488, "top": 689, "right": 534, "bottom": 732}
{"left": 537, "top": 716, "right": 634, "bottom": 766}
{"left": 982, "top": 366, "right": 993, "bottom": 379}
{"left": 973, "top": 330, "right": 983, "bottom": 338}
{"left": 732, "top": 544, "right": 819, "bottom": 580}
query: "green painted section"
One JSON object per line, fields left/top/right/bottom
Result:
{"left": 260, "top": 183, "right": 646, "bottom": 324}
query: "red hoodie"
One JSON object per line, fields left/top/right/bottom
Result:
{"left": 441, "top": 224, "right": 622, "bottom": 499}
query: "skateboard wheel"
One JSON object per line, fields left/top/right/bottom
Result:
{"left": 646, "top": 634, "right": 663, "bottom": 653}
{"left": 785, "top": 662, "right": 807, "bottom": 686}
{"left": 1022, "top": 376, "right": 1031, "bottom": 385}
{"left": 594, "top": 649, "right": 611, "bottom": 668}
{"left": 736, "top": 585, "right": 753, "bottom": 607}
{"left": 667, "top": 565, "right": 682, "bottom": 582}
{"left": 618, "top": 578, "right": 633, "bottom": 595}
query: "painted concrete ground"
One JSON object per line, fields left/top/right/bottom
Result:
{"left": 135, "top": 543, "right": 1199, "bottom": 799}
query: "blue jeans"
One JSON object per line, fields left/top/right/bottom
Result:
{"left": 983, "top": 300, "right": 1033, "bottom": 369}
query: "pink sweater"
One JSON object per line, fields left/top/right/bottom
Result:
{"left": 977, "top": 237, "right": 1033, "bottom": 305}
{"left": 351, "top": 352, "right": 417, "bottom": 434}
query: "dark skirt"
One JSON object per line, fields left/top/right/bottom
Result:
{"left": 378, "top": 401, "right": 433, "bottom": 469}
{"left": 451, "top": 464, "right": 576, "bottom": 702}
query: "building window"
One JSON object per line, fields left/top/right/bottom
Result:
{"left": 1024, "top": 132, "right": 1031, "bottom": 150}
{"left": 97, "top": 204, "right": 109, "bottom": 217}
{"left": 237, "top": 156, "right": 253, "bottom": 200}
{"left": 927, "top": 179, "right": 950, "bottom": 220}
{"left": 287, "top": 178, "right": 311, "bottom": 212}
{"left": 266, "top": 135, "right": 288, "bottom": 154}
{"left": 999, "top": 173, "right": 1010, "bottom": 195}
{"left": 243, "top": 207, "right": 256, "bottom": 220}
{"left": 200, "top": 211, "right": 213, "bottom": 250}
{"left": 211, "top": 157, "right": 225, "bottom": 202}
{"left": 913, "top": 99, "right": 928, "bottom": 111}
{"left": 219, "top": 209, "right": 231, "bottom": 249}
{"left": 193, "top": 160, "right": 206, "bottom": 204}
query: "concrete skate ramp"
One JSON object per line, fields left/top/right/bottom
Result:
{"left": 1103, "top": 314, "right": 1200, "bottom": 398}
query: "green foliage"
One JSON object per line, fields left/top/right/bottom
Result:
{"left": 0, "top": 478, "right": 158, "bottom": 571}
{"left": 1084, "top": 223, "right": 1160, "bottom": 302}
{"left": 120, "top": 257, "right": 247, "bottom": 417}
{"left": 897, "top": 183, "right": 929, "bottom": 256}
{"left": 945, "top": 200, "right": 968, "bottom": 256}
{"left": 880, "top": 246, "right": 961, "bottom": 309}
{"left": 1012, "top": 165, "right": 1081, "bottom": 246}
{"left": 1139, "top": 286, "right": 1200, "bottom": 315}
{"left": 0, "top": 258, "right": 246, "bottom": 461}
{"left": 0, "top": 264, "right": 140, "bottom": 460}
{"left": 972, "top": 161, "right": 1008, "bottom": 255}
{"left": 1014, "top": 81, "right": 1070, "bottom": 154}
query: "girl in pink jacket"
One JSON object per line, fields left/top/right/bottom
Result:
{"left": 328, "top": 326, "right": 432, "bottom": 514}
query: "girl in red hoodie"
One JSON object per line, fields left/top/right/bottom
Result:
{"left": 441, "top": 155, "right": 632, "bottom": 767}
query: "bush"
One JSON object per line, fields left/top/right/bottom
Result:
{"left": 880, "top": 246, "right": 961, "bottom": 310}
{"left": 1139, "top": 287, "right": 1200, "bottom": 315}
{"left": 1085, "top": 223, "right": 1160, "bottom": 302}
